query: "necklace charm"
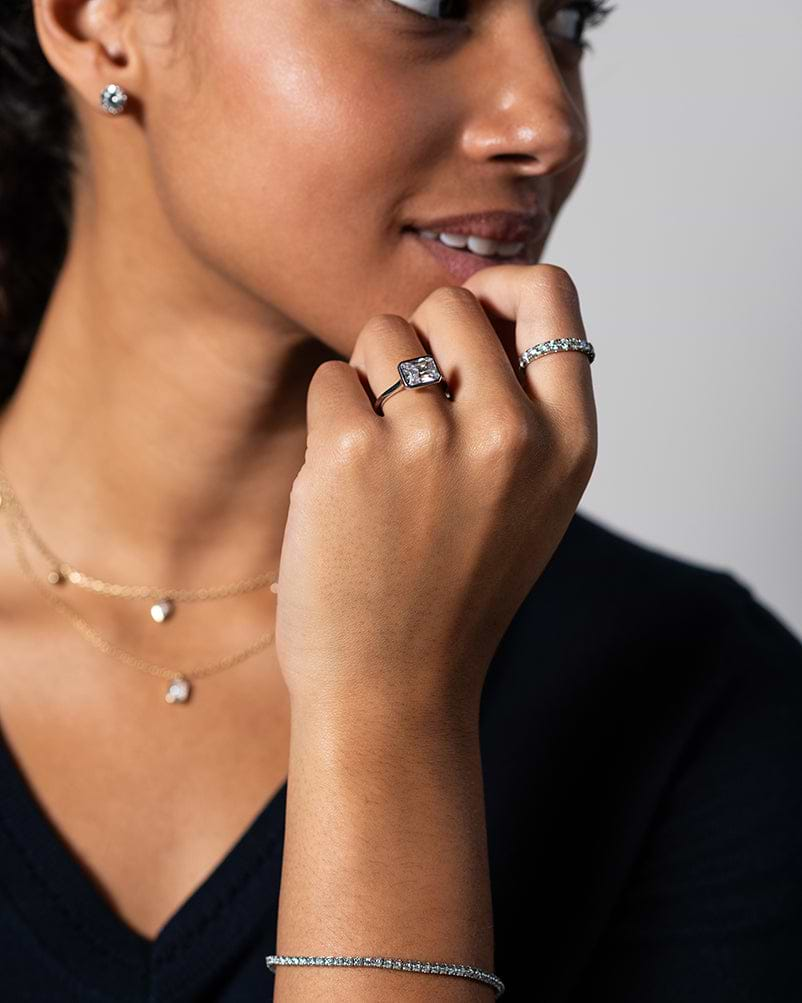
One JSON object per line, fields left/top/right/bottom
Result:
{"left": 150, "top": 599, "right": 175, "bottom": 623}
{"left": 165, "top": 675, "right": 191, "bottom": 704}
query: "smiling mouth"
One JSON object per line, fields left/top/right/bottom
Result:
{"left": 404, "top": 227, "right": 531, "bottom": 260}
{"left": 403, "top": 227, "right": 536, "bottom": 283}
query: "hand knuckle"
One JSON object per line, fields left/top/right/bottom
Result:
{"left": 576, "top": 432, "right": 599, "bottom": 475}
{"left": 562, "top": 422, "right": 598, "bottom": 480}
{"left": 476, "top": 408, "right": 536, "bottom": 461}
{"left": 525, "top": 263, "right": 580, "bottom": 302}
{"left": 310, "top": 358, "right": 348, "bottom": 388}
{"left": 400, "top": 417, "right": 452, "bottom": 459}
{"left": 363, "top": 312, "right": 408, "bottom": 336}
{"left": 426, "top": 285, "right": 478, "bottom": 313}
{"left": 331, "top": 422, "right": 376, "bottom": 466}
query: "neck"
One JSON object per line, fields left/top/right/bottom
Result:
{"left": 0, "top": 180, "right": 338, "bottom": 593}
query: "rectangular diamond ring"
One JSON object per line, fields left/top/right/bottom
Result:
{"left": 373, "top": 355, "right": 453, "bottom": 416}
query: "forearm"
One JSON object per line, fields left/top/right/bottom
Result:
{"left": 273, "top": 689, "right": 496, "bottom": 1002}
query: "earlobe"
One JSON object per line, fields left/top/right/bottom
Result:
{"left": 33, "top": 0, "right": 135, "bottom": 113}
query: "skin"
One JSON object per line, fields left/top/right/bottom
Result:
{"left": 1, "top": 0, "right": 587, "bottom": 592}
{"left": 0, "top": 0, "right": 597, "bottom": 994}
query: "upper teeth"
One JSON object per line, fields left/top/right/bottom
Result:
{"left": 418, "top": 230, "right": 525, "bottom": 258}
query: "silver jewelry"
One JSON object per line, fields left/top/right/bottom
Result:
{"left": 265, "top": 954, "right": 505, "bottom": 997}
{"left": 519, "top": 337, "right": 595, "bottom": 370}
{"left": 373, "top": 355, "right": 453, "bottom": 416}
{"left": 99, "top": 83, "right": 128, "bottom": 116}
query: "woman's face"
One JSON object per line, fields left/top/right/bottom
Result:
{"left": 143, "top": 0, "right": 590, "bottom": 356}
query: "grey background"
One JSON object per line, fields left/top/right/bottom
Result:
{"left": 543, "top": 0, "right": 802, "bottom": 637}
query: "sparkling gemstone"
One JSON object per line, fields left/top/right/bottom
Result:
{"left": 398, "top": 356, "right": 442, "bottom": 387}
{"left": 165, "top": 676, "right": 191, "bottom": 704}
{"left": 100, "top": 84, "right": 127, "bottom": 115}
{"left": 150, "top": 599, "right": 174, "bottom": 623}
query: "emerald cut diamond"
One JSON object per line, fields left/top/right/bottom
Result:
{"left": 398, "top": 356, "right": 442, "bottom": 387}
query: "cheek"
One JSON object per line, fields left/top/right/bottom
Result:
{"left": 145, "top": 4, "right": 437, "bottom": 354}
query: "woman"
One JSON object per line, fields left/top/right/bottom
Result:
{"left": 0, "top": 1, "right": 800, "bottom": 1000}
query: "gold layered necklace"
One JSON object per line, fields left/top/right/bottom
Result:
{"left": 0, "top": 456, "right": 280, "bottom": 706}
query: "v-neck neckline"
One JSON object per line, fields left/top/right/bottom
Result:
{"left": 0, "top": 718, "right": 287, "bottom": 1000}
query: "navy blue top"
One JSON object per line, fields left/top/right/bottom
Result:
{"left": 0, "top": 510, "right": 800, "bottom": 1002}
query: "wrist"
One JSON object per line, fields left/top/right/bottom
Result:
{"left": 286, "top": 656, "right": 484, "bottom": 734}
{"left": 289, "top": 681, "right": 481, "bottom": 755}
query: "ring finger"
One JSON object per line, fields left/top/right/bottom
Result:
{"left": 460, "top": 264, "right": 595, "bottom": 426}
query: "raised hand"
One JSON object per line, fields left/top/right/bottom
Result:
{"left": 274, "top": 264, "right": 597, "bottom": 722}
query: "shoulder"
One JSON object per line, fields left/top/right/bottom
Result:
{"left": 529, "top": 508, "right": 802, "bottom": 682}
{"left": 487, "top": 513, "right": 802, "bottom": 997}
{"left": 549, "top": 508, "right": 786, "bottom": 620}
{"left": 490, "top": 506, "right": 802, "bottom": 797}
{"left": 507, "top": 508, "right": 802, "bottom": 858}
{"left": 544, "top": 517, "right": 802, "bottom": 996}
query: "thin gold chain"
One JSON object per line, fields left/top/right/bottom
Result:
{"left": 0, "top": 458, "right": 278, "bottom": 602}
{"left": 1, "top": 504, "right": 277, "bottom": 684}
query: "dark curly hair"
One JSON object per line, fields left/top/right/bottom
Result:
{"left": 0, "top": 1, "right": 77, "bottom": 407}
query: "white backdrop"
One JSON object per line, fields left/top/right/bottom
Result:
{"left": 545, "top": 0, "right": 802, "bottom": 636}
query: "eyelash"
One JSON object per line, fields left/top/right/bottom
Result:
{"left": 560, "top": 0, "right": 616, "bottom": 53}
{"left": 384, "top": 0, "right": 616, "bottom": 53}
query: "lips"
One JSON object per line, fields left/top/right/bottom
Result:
{"left": 403, "top": 209, "right": 549, "bottom": 245}
{"left": 406, "top": 230, "right": 530, "bottom": 283}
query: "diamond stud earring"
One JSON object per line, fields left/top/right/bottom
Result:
{"left": 99, "top": 83, "right": 128, "bottom": 116}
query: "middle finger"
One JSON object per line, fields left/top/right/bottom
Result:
{"left": 404, "top": 285, "right": 528, "bottom": 409}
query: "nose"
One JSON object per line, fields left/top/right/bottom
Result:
{"left": 459, "top": 8, "right": 588, "bottom": 177}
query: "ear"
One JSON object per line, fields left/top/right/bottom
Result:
{"left": 33, "top": 0, "right": 143, "bottom": 113}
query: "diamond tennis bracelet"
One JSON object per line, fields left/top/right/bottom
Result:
{"left": 265, "top": 953, "right": 505, "bottom": 997}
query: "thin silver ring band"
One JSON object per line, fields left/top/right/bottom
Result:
{"left": 519, "top": 337, "right": 595, "bottom": 369}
